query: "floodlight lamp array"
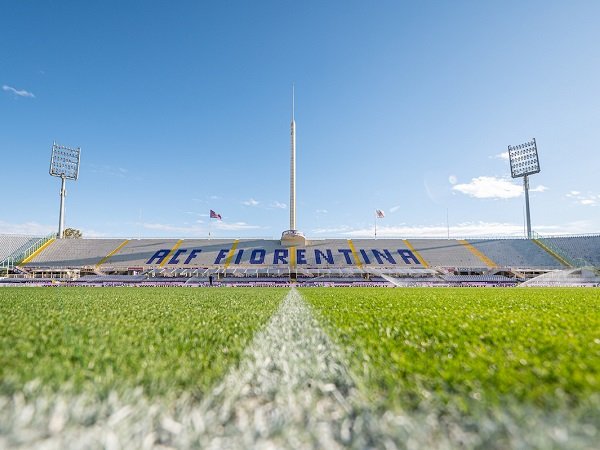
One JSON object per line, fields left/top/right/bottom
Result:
{"left": 508, "top": 139, "right": 539, "bottom": 179}
{"left": 50, "top": 143, "right": 81, "bottom": 180}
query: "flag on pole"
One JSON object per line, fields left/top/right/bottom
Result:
{"left": 376, "top": 209, "right": 385, "bottom": 218}
{"left": 210, "top": 209, "right": 222, "bottom": 220}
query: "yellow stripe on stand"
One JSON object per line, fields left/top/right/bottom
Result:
{"left": 21, "top": 238, "right": 56, "bottom": 265}
{"left": 159, "top": 239, "right": 184, "bottom": 268}
{"left": 403, "top": 239, "right": 429, "bottom": 268}
{"left": 96, "top": 239, "right": 130, "bottom": 267}
{"left": 458, "top": 240, "right": 497, "bottom": 268}
{"left": 223, "top": 240, "right": 239, "bottom": 269}
{"left": 347, "top": 239, "right": 364, "bottom": 269}
{"left": 289, "top": 246, "right": 297, "bottom": 283}
{"left": 289, "top": 246, "right": 297, "bottom": 271}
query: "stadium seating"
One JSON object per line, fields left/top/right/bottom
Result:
{"left": 350, "top": 239, "right": 424, "bottom": 266}
{"left": 543, "top": 235, "right": 600, "bottom": 266}
{"left": 469, "top": 239, "right": 563, "bottom": 268}
{"left": 101, "top": 239, "right": 181, "bottom": 267}
{"left": 4, "top": 236, "right": 597, "bottom": 281}
{"left": 304, "top": 239, "right": 366, "bottom": 267}
{"left": 25, "top": 239, "right": 126, "bottom": 267}
{"left": 442, "top": 274, "right": 514, "bottom": 283}
{"left": 0, "top": 235, "right": 41, "bottom": 261}
{"left": 407, "top": 239, "right": 484, "bottom": 268}
{"left": 77, "top": 275, "right": 147, "bottom": 283}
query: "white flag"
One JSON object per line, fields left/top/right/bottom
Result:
{"left": 376, "top": 209, "right": 385, "bottom": 218}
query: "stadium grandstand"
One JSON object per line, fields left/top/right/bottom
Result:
{"left": 1, "top": 91, "right": 598, "bottom": 289}
{"left": 1, "top": 234, "right": 599, "bottom": 287}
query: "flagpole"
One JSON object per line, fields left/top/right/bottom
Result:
{"left": 374, "top": 210, "right": 377, "bottom": 239}
{"left": 209, "top": 210, "right": 222, "bottom": 239}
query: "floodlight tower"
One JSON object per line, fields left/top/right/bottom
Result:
{"left": 49, "top": 142, "right": 81, "bottom": 238}
{"left": 508, "top": 138, "right": 540, "bottom": 239}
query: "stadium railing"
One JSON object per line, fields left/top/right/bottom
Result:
{"left": 0, "top": 233, "right": 55, "bottom": 273}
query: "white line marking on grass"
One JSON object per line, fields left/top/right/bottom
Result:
{"left": 194, "top": 287, "right": 389, "bottom": 449}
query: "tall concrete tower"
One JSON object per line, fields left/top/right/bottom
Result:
{"left": 281, "top": 84, "right": 305, "bottom": 246}
{"left": 289, "top": 85, "right": 296, "bottom": 231}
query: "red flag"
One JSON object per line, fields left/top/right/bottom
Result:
{"left": 210, "top": 209, "right": 222, "bottom": 220}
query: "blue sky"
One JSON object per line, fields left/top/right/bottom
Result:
{"left": 2, "top": 0, "right": 599, "bottom": 238}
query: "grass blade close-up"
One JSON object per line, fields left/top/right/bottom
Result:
{"left": 303, "top": 287, "right": 600, "bottom": 448}
{"left": 0, "top": 287, "right": 284, "bottom": 398}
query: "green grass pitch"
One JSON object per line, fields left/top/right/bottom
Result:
{"left": 0, "top": 286, "right": 598, "bottom": 445}
{"left": 301, "top": 287, "right": 600, "bottom": 415}
{"left": 0, "top": 287, "right": 284, "bottom": 398}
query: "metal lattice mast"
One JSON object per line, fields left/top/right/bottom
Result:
{"left": 523, "top": 174, "right": 532, "bottom": 238}
{"left": 49, "top": 142, "right": 81, "bottom": 239}
{"left": 507, "top": 138, "right": 540, "bottom": 239}
{"left": 58, "top": 176, "right": 67, "bottom": 238}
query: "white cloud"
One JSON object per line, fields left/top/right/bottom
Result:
{"left": 448, "top": 175, "right": 458, "bottom": 185}
{"left": 139, "top": 221, "right": 259, "bottom": 234}
{"left": 453, "top": 177, "right": 548, "bottom": 199}
{"left": 566, "top": 191, "right": 598, "bottom": 206}
{"left": 0, "top": 220, "right": 107, "bottom": 238}
{"left": 79, "top": 228, "right": 109, "bottom": 238}
{"left": 88, "top": 164, "right": 129, "bottom": 178}
{"left": 345, "top": 222, "right": 527, "bottom": 238}
{"left": 140, "top": 222, "right": 203, "bottom": 234}
{"left": 191, "top": 195, "right": 220, "bottom": 204}
{"left": 530, "top": 185, "right": 548, "bottom": 193}
{"left": 491, "top": 151, "right": 510, "bottom": 160}
{"left": 389, "top": 205, "right": 402, "bottom": 213}
{"left": 270, "top": 201, "right": 287, "bottom": 209}
{"left": 0, "top": 220, "right": 54, "bottom": 235}
{"left": 140, "top": 220, "right": 263, "bottom": 234}
{"left": 312, "top": 225, "right": 354, "bottom": 234}
{"left": 312, "top": 220, "right": 598, "bottom": 238}
{"left": 215, "top": 221, "right": 263, "bottom": 231}
{"left": 453, "top": 176, "right": 522, "bottom": 199}
{"left": 240, "top": 199, "right": 286, "bottom": 209}
{"left": 3, "top": 85, "right": 35, "bottom": 98}
{"left": 316, "top": 209, "right": 328, "bottom": 214}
